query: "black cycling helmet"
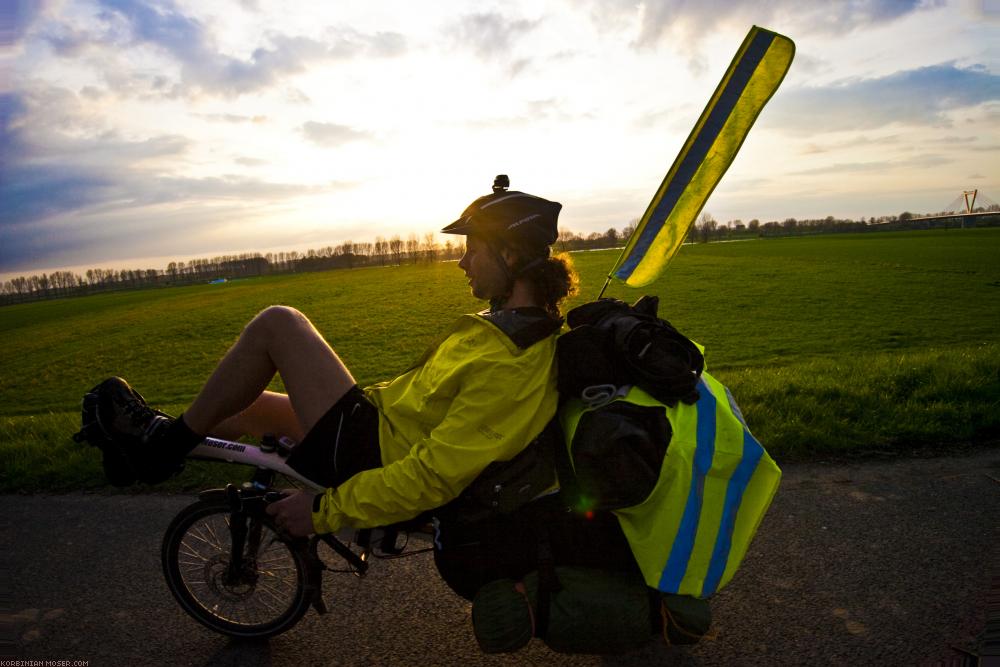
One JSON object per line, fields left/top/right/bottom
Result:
{"left": 442, "top": 175, "right": 561, "bottom": 253}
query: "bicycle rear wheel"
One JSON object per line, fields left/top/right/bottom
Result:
{"left": 162, "top": 498, "right": 312, "bottom": 639}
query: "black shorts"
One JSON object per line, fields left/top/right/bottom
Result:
{"left": 285, "top": 385, "right": 382, "bottom": 489}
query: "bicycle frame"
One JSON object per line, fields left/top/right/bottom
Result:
{"left": 186, "top": 437, "right": 323, "bottom": 491}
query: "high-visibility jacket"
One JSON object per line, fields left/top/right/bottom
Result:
{"left": 311, "top": 313, "right": 559, "bottom": 534}
{"left": 560, "top": 371, "right": 780, "bottom": 598}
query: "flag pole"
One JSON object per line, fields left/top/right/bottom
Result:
{"left": 597, "top": 275, "right": 612, "bottom": 300}
{"left": 596, "top": 222, "right": 640, "bottom": 300}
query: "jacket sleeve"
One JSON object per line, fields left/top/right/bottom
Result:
{"left": 311, "top": 347, "right": 557, "bottom": 534}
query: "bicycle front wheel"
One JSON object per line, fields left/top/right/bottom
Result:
{"left": 162, "top": 498, "right": 312, "bottom": 639}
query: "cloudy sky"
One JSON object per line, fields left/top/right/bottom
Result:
{"left": 2, "top": 0, "right": 998, "bottom": 278}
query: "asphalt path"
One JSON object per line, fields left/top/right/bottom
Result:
{"left": 3, "top": 448, "right": 998, "bottom": 667}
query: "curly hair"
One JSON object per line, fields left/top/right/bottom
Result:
{"left": 513, "top": 251, "right": 579, "bottom": 317}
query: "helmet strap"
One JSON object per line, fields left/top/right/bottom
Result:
{"left": 486, "top": 240, "right": 515, "bottom": 312}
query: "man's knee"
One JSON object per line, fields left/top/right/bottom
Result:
{"left": 248, "top": 305, "right": 312, "bottom": 340}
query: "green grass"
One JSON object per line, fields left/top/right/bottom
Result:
{"left": 2, "top": 228, "right": 999, "bottom": 491}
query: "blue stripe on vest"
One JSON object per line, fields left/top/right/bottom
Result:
{"left": 700, "top": 428, "right": 765, "bottom": 597}
{"left": 615, "top": 29, "right": 776, "bottom": 281}
{"left": 658, "top": 379, "right": 717, "bottom": 592}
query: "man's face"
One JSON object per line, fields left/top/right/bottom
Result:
{"left": 458, "top": 235, "right": 510, "bottom": 301}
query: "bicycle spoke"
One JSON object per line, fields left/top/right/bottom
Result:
{"left": 185, "top": 527, "right": 221, "bottom": 550}
{"left": 178, "top": 544, "right": 211, "bottom": 562}
{"left": 252, "top": 592, "right": 284, "bottom": 615}
{"left": 203, "top": 521, "right": 225, "bottom": 550}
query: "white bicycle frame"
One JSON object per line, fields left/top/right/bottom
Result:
{"left": 187, "top": 437, "right": 324, "bottom": 491}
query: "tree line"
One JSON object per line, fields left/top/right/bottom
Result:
{"left": 0, "top": 227, "right": 632, "bottom": 305}
{"left": 690, "top": 205, "right": 1000, "bottom": 243}
{"left": 4, "top": 206, "right": 998, "bottom": 306}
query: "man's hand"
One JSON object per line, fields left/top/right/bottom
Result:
{"left": 265, "top": 490, "right": 318, "bottom": 537}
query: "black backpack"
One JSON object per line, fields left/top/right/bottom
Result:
{"left": 557, "top": 295, "right": 704, "bottom": 408}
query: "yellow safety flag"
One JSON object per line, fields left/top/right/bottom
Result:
{"left": 608, "top": 26, "right": 794, "bottom": 289}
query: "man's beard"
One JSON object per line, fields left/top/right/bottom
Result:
{"left": 471, "top": 273, "right": 509, "bottom": 302}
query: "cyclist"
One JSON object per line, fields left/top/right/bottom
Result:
{"left": 86, "top": 176, "right": 577, "bottom": 540}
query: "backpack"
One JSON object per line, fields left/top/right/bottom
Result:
{"left": 556, "top": 296, "right": 781, "bottom": 598}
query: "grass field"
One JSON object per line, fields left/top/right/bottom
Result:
{"left": 2, "top": 228, "right": 998, "bottom": 492}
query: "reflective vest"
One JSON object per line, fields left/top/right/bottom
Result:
{"left": 560, "top": 371, "right": 781, "bottom": 598}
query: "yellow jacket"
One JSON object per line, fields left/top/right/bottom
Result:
{"left": 312, "top": 313, "right": 558, "bottom": 534}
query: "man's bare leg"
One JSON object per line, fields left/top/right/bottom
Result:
{"left": 183, "top": 306, "right": 355, "bottom": 438}
{"left": 210, "top": 391, "right": 305, "bottom": 442}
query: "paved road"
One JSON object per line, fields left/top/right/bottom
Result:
{"left": 3, "top": 449, "right": 998, "bottom": 666}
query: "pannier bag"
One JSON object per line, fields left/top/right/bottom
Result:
{"left": 557, "top": 296, "right": 781, "bottom": 599}
{"left": 562, "top": 375, "right": 781, "bottom": 599}
{"left": 471, "top": 566, "right": 712, "bottom": 654}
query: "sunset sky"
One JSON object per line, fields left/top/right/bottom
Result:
{"left": 2, "top": 0, "right": 998, "bottom": 278}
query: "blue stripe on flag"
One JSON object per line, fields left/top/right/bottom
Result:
{"left": 700, "top": 428, "right": 765, "bottom": 597}
{"left": 615, "top": 29, "right": 776, "bottom": 282}
{"left": 659, "top": 379, "right": 717, "bottom": 592}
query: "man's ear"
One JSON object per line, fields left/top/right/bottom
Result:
{"left": 499, "top": 247, "right": 519, "bottom": 268}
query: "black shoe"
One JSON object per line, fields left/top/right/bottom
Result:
{"left": 82, "top": 377, "right": 184, "bottom": 485}
{"left": 94, "top": 377, "right": 173, "bottom": 447}
{"left": 76, "top": 382, "right": 136, "bottom": 487}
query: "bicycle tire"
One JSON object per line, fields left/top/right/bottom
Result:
{"left": 162, "top": 498, "right": 312, "bottom": 639}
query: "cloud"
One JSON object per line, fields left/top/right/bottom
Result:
{"left": 301, "top": 121, "right": 371, "bottom": 147}
{"left": 450, "top": 12, "right": 540, "bottom": 60}
{"left": 0, "top": 164, "right": 337, "bottom": 272}
{"left": 1, "top": 163, "right": 122, "bottom": 228}
{"left": 766, "top": 64, "right": 1000, "bottom": 133}
{"left": 0, "top": 88, "right": 344, "bottom": 272}
{"left": 40, "top": 0, "right": 406, "bottom": 98}
{"left": 196, "top": 113, "right": 268, "bottom": 124}
{"left": 800, "top": 134, "right": 902, "bottom": 154}
{"left": 0, "top": 92, "right": 25, "bottom": 165}
{"left": 791, "top": 153, "right": 952, "bottom": 176}
{"left": 589, "top": 0, "right": 945, "bottom": 50}
{"left": 0, "top": 0, "right": 49, "bottom": 46}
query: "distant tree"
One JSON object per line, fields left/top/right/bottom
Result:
{"left": 558, "top": 229, "right": 581, "bottom": 246}
{"left": 405, "top": 234, "right": 420, "bottom": 263}
{"left": 340, "top": 241, "right": 356, "bottom": 268}
{"left": 621, "top": 219, "right": 638, "bottom": 242}
{"left": 374, "top": 236, "right": 388, "bottom": 266}
{"left": 389, "top": 235, "right": 403, "bottom": 265}
{"left": 422, "top": 233, "right": 438, "bottom": 263}
{"left": 698, "top": 212, "right": 717, "bottom": 243}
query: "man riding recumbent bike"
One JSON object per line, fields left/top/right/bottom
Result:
{"left": 74, "top": 293, "right": 779, "bottom": 655}
{"left": 72, "top": 179, "right": 779, "bottom": 654}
